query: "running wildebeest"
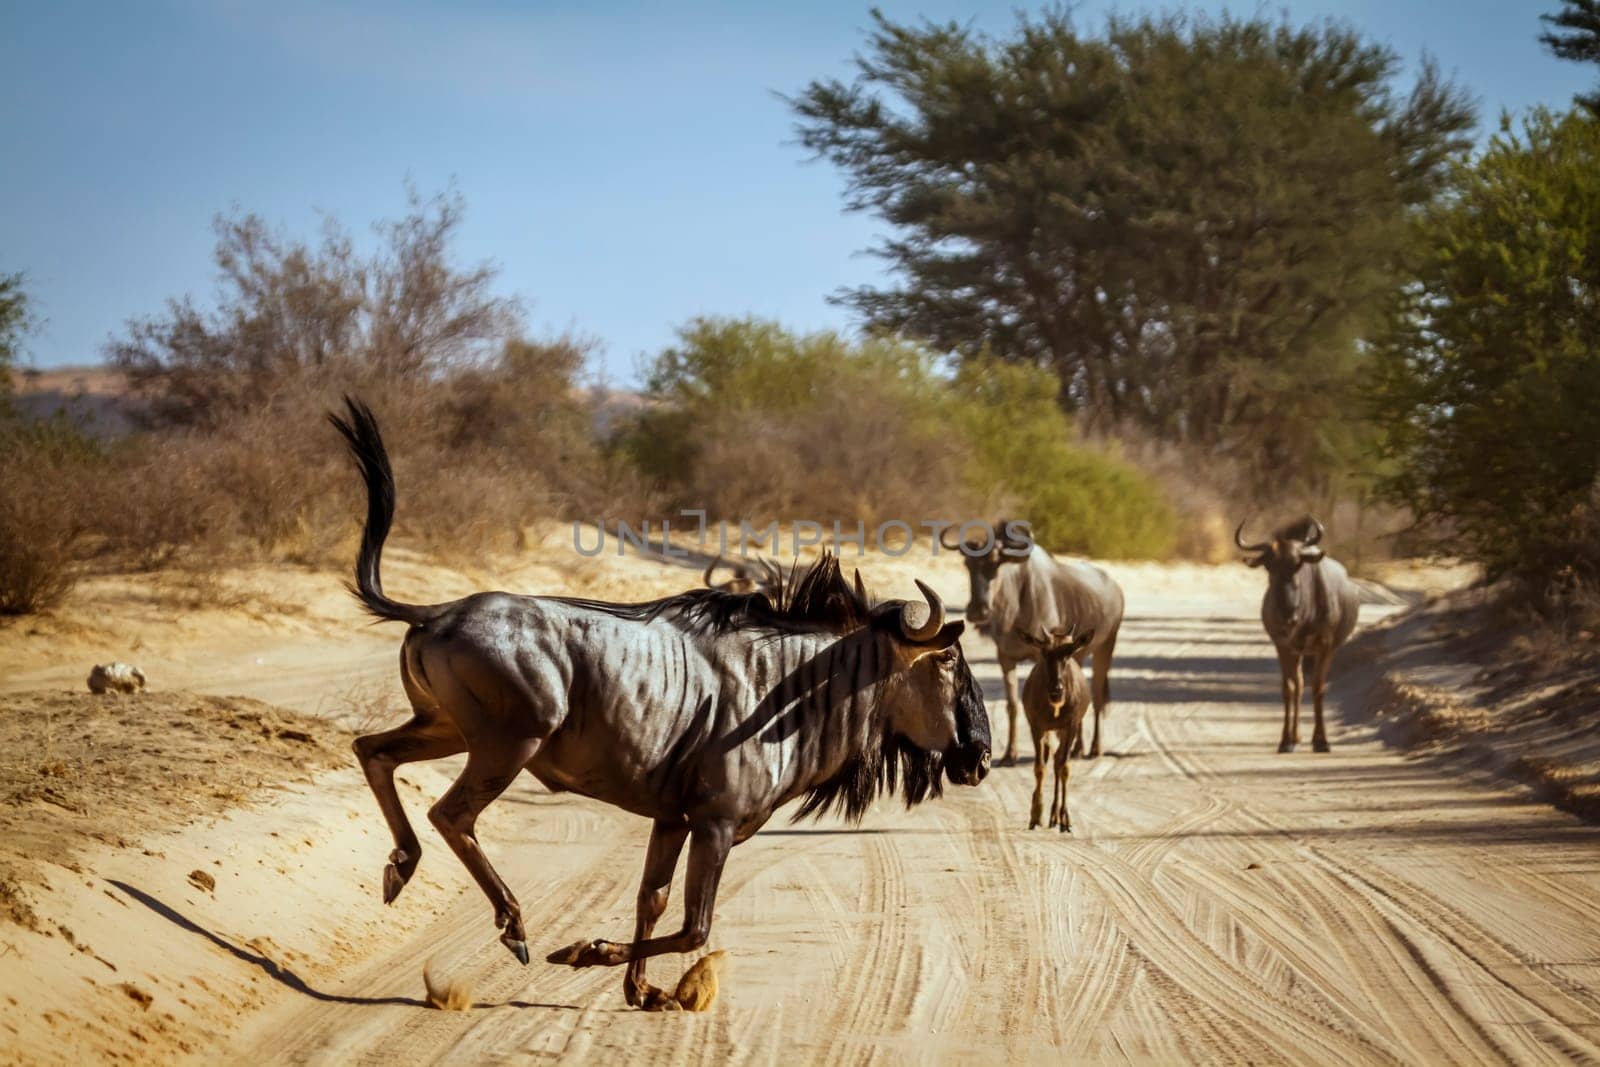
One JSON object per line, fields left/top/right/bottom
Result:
{"left": 1236, "top": 516, "right": 1360, "bottom": 753}
{"left": 702, "top": 554, "right": 785, "bottom": 598}
{"left": 942, "top": 521, "right": 1125, "bottom": 762}
{"left": 330, "top": 399, "right": 992, "bottom": 1009}
{"left": 1019, "top": 624, "right": 1095, "bottom": 832}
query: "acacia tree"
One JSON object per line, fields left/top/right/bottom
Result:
{"left": 791, "top": 10, "right": 1474, "bottom": 493}
{"left": 1543, "top": 0, "right": 1600, "bottom": 113}
{"left": 108, "top": 188, "right": 521, "bottom": 426}
{"left": 1370, "top": 110, "right": 1600, "bottom": 584}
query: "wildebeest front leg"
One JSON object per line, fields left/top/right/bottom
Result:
{"left": 1308, "top": 652, "right": 1332, "bottom": 753}
{"left": 1276, "top": 648, "right": 1302, "bottom": 753}
{"left": 1000, "top": 656, "right": 1023, "bottom": 765}
{"left": 1029, "top": 725, "right": 1049, "bottom": 829}
{"left": 624, "top": 819, "right": 690, "bottom": 1011}
{"left": 548, "top": 820, "right": 734, "bottom": 974}
{"left": 428, "top": 740, "right": 541, "bottom": 963}
{"left": 1053, "top": 732, "right": 1072, "bottom": 832}
{"left": 352, "top": 716, "right": 465, "bottom": 904}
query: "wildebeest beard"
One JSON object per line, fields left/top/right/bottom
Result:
{"left": 791, "top": 728, "right": 945, "bottom": 824}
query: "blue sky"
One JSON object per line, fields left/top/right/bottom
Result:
{"left": 2, "top": 1, "right": 1592, "bottom": 382}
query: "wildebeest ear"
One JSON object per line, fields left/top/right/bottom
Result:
{"left": 1299, "top": 546, "right": 1325, "bottom": 564}
{"left": 1246, "top": 555, "right": 1267, "bottom": 568}
{"left": 908, "top": 621, "right": 965, "bottom": 655}
{"left": 1069, "top": 628, "right": 1095, "bottom": 654}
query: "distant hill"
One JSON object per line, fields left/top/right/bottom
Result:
{"left": 7, "top": 365, "right": 653, "bottom": 441}
{"left": 10, "top": 364, "right": 141, "bottom": 437}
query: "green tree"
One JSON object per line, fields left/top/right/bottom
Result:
{"left": 1542, "top": 0, "right": 1600, "bottom": 114}
{"left": 1370, "top": 110, "right": 1600, "bottom": 584}
{"left": 791, "top": 10, "right": 1474, "bottom": 495}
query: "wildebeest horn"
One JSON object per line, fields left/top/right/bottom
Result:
{"left": 1234, "top": 521, "right": 1269, "bottom": 553}
{"left": 1303, "top": 517, "right": 1324, "bottom": 547}
{"left": 938, "top": 525, "right": 964, "bottom": 550}
{"left": 702, "top": 556, "right": 724, "bottom": 587}
{"left": 899, "top": 579, "right": 946, "bottom": 643}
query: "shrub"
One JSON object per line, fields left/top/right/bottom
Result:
{"left": 944, "top": 359, "right": 1177, "bottom": 559}
{"left": 0, "top": 419, "right": 101, "bottom": 613}
{"left": 625, "top": 321, "right": 1180, "bottom": 559}
{"left": 626, "top": 318, "right": 966, "bottom": 524}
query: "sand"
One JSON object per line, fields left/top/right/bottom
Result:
{"left": 2, "top": 531, "right": 1597, "bottom": 1064}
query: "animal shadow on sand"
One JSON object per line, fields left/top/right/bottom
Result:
{"left": 107, "top": 880, "right": 582, "bottom": 1011}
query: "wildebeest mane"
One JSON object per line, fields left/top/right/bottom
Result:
{"left": 552, "top": 553, "right": 871, "bottom": 636}
{"left": 792, "top": 731, "right": 945, "bottom": 824}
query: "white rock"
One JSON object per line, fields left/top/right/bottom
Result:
{"left": 87, "top": 662, "right": 147, "bottom": 695}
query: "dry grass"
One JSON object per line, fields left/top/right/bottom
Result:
{"left": 0, "top": 690, "right": 350, "bottom": 920}
{"left": 0, "top": 444, "right": 89, "bottom": 613}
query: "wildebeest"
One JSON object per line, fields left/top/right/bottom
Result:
{"left": 702, "top": 554, "right": 785, "bottom": 598}
{"left": 943, "top": 521, "right": 1125, "bottom": 761}
{"left": 1236, "top": 516, "right": 1360, "bottom": 753}
{"left": 1019, "top": 625, "right": 1095, "bottom": 832}
{"left": 331, "top": 399, "right": 991, "bottom": 1009}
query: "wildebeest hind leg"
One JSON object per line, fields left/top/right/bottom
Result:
{"left": 1087, "top": 638, "right": 1114, "bottom": 757}
{"left": 428, "top": 740, "right": 541, "bottom": 964}
{"left": 625, "top": 819, "right": 691, "bottom": 1010}
{"left": 352, "top": 716, "right": 465, "bottom": 904}
{"left": 549, "top": 820, "right": 734, "bottom": 973}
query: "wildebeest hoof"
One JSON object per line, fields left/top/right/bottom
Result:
{"left": 1060, "top": 822, "right": 1072, "bottom": 834}
{"left": 1313, "top": 738, "right": 1331, "bottom": 753}
{"left": 640, "top": 986, "right": 681, "bottom": 1012}
{"left": 1002, "top": 750, "right": 1019, "bottom": 766}
{"left": 1278, "top": 740, "right": 1296, "bottom": 753}
{"left": 547, "top": 938, "right": 621, "bottom": 967}
{"left": 502, "top": 934, "right": 530, "bottom": 965}
{"left": 382, "top": 849, "right": 414, "bottom": 904}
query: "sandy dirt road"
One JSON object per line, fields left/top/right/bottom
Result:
{"left": 208, "top": 577, "right": 1600, "bottom": 1066}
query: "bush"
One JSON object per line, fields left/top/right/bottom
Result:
{"left": 625, "top": 318, "right": 966, "bottom": 524}
{"left": 0, "top": 420, "right": 101, "bottom": 613}
{"left": 624, "top": 321, "right": 1180, "bottom": 559}
{"left": 943, "top": 359, "right": 1177, "bottom": 559}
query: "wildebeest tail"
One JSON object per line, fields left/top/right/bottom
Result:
{"left": 328, "top": 396, "right": 440, "bottom": 627}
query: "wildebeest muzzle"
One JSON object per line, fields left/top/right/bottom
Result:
{"left": 945, "top": 654, "right": 992, "bottom": 786}
{"left": 944, "top": 740, "right": 991, "bottom": 786}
